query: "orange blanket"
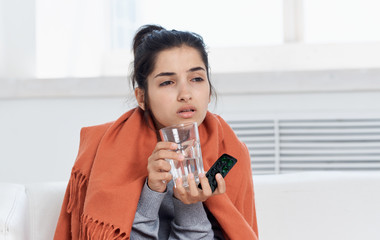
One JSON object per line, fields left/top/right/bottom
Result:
{"left": 54, "top": 108, "right": 258, "bottom": 239}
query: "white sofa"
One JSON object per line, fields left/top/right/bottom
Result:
{"left": 1, "top": 171, "right": 380, "bottom": 240}
{"left": 0, "top": 182, "right": 66, "bottom": 240}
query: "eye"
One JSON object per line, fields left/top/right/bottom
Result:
{"left": 191, "top": 77, "right": 204, "bottom": 82}
{"left": 159, "top": 80, "right": 174, "bottom": 87}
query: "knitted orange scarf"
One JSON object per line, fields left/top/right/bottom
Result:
{"left": 54, "top": 108, "right": 258, "bottom": 239}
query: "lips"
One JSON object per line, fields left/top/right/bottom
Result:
{"left": 177, "top": 105, "right": 196, "bottom": 118}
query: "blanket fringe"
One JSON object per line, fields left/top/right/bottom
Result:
{"left": 80, "top": 214, "right": 129, "bottom": 240}
{"left": 66, "top": 169, "right": 88, "bottom": 213}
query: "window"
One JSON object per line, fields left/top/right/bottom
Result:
{"left": 127, "top": 0, "right": 283, "bottom": 48}
{"left": 35, "top": 0, "right": 284, "bottom": 78}
{"left": 304, "top": 0, "right": 380, "bottom": 43}
{"left": 2, "top": 0, "right": 380, "bottom": 82}
{"left": 36, "top": 0, "right": 108, "bottom": 78}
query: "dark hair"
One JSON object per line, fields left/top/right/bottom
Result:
{"left": 131, "top": 24, "right": 215, "bottom": 119}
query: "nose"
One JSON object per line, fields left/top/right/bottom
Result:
{"left": 177, "top": 81, "right": 192, "bottom": 102}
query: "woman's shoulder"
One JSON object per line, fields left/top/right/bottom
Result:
{"left": 207, "top": 112, "right": 249, "bottom": 153}
{"left": 76, "top": 121, "right": 115, "bottom": 154}
{"left": 207, "top": 111, "right": 223, "bottom": 120}
{"left": 206, "top": 112, "right": 236, "bottom": 136}
{"left": 77, "top": 109, "right": 137, "bottom": 152}
{"left": 72, "top": 121, "right": 115, "bottom": 171}
{"left": 80, "top": 121, "right": 114, "bottom": 137}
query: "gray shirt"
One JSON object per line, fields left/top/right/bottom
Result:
{"left": 131, "top": 180, "right": 224, "bottom": 240}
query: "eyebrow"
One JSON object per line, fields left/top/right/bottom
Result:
{"left": 188, "top": 66, "right": 206, "bottom": 73}
{"left": 153, "top": 66, "right": 206, "bottom": 79}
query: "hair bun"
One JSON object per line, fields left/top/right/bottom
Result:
{"left": 133, "top": 24, "right": 165, "bottom": 54}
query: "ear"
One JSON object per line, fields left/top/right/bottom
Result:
{"left": 134, "top": 88, "right": 145, "bottom": 110}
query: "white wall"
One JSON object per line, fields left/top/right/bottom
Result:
{"left": 0, "top": 97, "right": 130, "bottom": 183}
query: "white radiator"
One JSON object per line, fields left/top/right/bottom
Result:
{"left": 228, "top": 118, "right": 380, "bottom": 174}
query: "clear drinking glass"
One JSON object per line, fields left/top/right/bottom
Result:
{"left": 159, "top": 122, "right": 205, "bottom": 188}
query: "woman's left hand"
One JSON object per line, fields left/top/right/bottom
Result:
{"left": 173, "top": 172, "right": 226, "bottom": 204}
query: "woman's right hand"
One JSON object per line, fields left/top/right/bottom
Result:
{"left": 147, "top": 141, "right": 183, "bottom": 193}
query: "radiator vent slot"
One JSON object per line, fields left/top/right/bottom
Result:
{"left": 228, "top": 118, "right": 380, "bottom": 175}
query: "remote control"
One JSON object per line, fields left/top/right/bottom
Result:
{"left": 199, "top": 153, "right": 237, "bottom": 192}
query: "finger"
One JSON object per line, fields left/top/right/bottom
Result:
{"left": 214, "top": 173, "right": 226, "bottom": 194}
{"left": 165, "top": 172, "right": 173, "bottom": 182}
{"left": 152, "top": 159, "right": 171, "bottom": 172}
{"left": 175, "top": 177, "right": 184, "bottom": 190}
{"left": 148, "top": 171, "right": 170, "bottom": 182}
{"left": 173, "top": 178, "right": 188, "bottom": 201}
{"left": 147, "top": 159, "right": 168, "bottom": 174}
{"left": 159, "top": 171, "right": 173, "bottom": 182}
{"left": 187, "top": 173, "right": 199, "bottom": 198}
{"left": 153, "top": 142, "right": 178, "bottom": 153}
{"left": 154, "top": 149, "right": 184, "bottom": 162}
{"left": 198, "top": 172, "right": 212, "bottom": 197}
{"left": 147, "top": 172, "right": 172, "bottom": 193}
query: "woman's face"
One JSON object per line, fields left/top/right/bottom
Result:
{"left": 137, "top": 46, "right": 210, "bottom": 129}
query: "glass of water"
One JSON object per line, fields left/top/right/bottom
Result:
{"left": 159, "top": 122, "right": 205, "bottom": 188}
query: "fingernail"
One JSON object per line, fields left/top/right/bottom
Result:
{"left": 171, "top": 143, "right": 177, "bottom": 149}
{"left": 188, "top": 173, "right": 194, "bottom": 179}
{"left": 216, "top": 173, "right": 223, "bottom": 180}
{"left": 178, "top": 154, "right": 184, "bottom": 160}
{"left": 199, "top": 173, "right": 205, "bottom": 178}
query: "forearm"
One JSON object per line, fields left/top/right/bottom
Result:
{"left": 169, "top": 197, "right": 214, "bottom": 239}
{"left": 131, "top": 179, "right": 166, "bottom": 240}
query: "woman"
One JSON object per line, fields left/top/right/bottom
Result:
{"left": 54, "top": 24, "right": 258, "bottom": 240}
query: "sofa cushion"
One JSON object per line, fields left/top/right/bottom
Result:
{"left": 253, "top": 171, "right": 380, "bottom": 240}
{"left": 25, "top": 182, "right": 67, "bottom": 240}
{"left": 0, "top": 183, "right": 27, "bottom": 240}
